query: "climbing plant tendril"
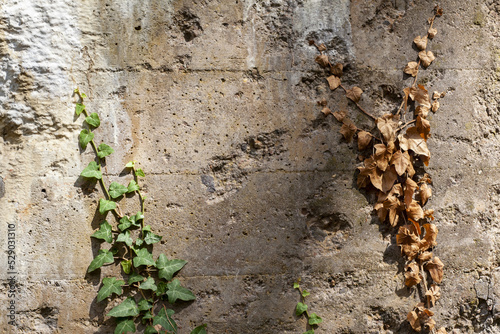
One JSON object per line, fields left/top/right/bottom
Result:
{"left": 73, "top": 88, "right": 206, "bottom": 334}
{"left": 304, "top": 5, "right": 447, "bottom": 333}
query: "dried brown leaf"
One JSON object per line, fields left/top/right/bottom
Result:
{"left": 420, "top": 183, "right": 432, "bottom": 205}
{"left": 426, "top": 284, "right": 441, "bottom": 307}
{"left": 327, "top": 75, "right": 341, "bottom": 90}
{"left": 346, "top": 87, "right": 363, "bottom": 103}
{"left": 374, "top": 143, "right": 392, "bottom": 171}
{"left": 357, "top": 131, "right": 372, "bottom": 150}
{"left": 404, "top": 61, "right": 419, "bottom": 77}
{"left": 383, "top": 193, "right": 402, "bottom": 226}
{"left": 369, "top": 167, "right": 384, "bottom": 191}
{"left": 332, "top": 110, "right": 347, "bottom": 122}
{"left": 407, "top": 200, "right": 424, "bottom": 221}
{"left": 376, "top": 114, "right": 399, "bottom": 143}
{"left": 419, "top": 50, "right": 436, "bottom": 68}
{"left": 315, "top": 54, "right": 330, "bottom": 67}
{"left": 416, "top": 116, "right": 431, "bottom": 141}
{"left": 412, "top": 84, "right": 432, "bottom": 109}
{"left": 425, "top": 257, "right": 444, "bottom": 283}
{"left": 331, "top": 63, "right": 343, "bottom": 77}
{"left": 418, "top": 251, "right": 433, "bottom": 262}
{"left": 432, "top": 91, "right": 441, "bottom": 100}
{"left": 421, "top": 173, "right": 432, "bottom": 184}
{"left": 424, "top": 209, "right": 435, "bottom": 220}
{"left": 398, "top": 127, "right": 431, "bottom": 158}
{"left": 317, "top": 98, "right": 328, "bottom": 106}
{"left": 391, "top": 150, "right": 410, "bottom": 176}
{"left": 407, "top": 310, "right": 421, "bottom": 332}
{"left": 421, "top": 223, "right": 438, "bottom": 251}
{"left": 405, "top": 262, "right": 422, "bottom": 287}
{"left": 415, "top": 105, "right": 430, "bottom": 118}
{"left": 404, "top": 178, "right": 418, "bottom": 208}
{"left": 340, "top": 119, "right": 357, "bottom": 142}
{"left": 428, "top": 27, "right": 437, "bottom": 39}
{"left": 397, "top": 225, "right": 421, "bottom": 260}
{"left": 357, "top": 157, "right": 376, "bottom": 188}
{"left": 382, "top": 166, "right": 398, "bottom": 194}
{"left": 403, "top": 87, "right": 410, "bottom": 111}
{"left": 407, "top": 154, "right": 416, "bottom": 178}
{"left": 413, "top": 35, "right": 428, "bottom": 50}
{"left": 432, "top": 99, "right": 440, "bottom": 112}
{"left": 435, "top": 5, "right": 443, "bottom": 17}
{"left": 317, "top": 43, "right": 327, "bottom": 51}
{"left": 321, "top": 107, "right": 332, "bottom": 116}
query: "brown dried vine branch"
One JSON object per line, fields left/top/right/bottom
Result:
{"left": 310, "top": 4, "right": 446, "bottom": 333}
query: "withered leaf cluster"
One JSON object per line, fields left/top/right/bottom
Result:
{"left": 311, "top": 4, "right": 446, "bottom": 333}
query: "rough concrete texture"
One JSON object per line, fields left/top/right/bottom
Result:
{"left": 1, "top": 0, "right": 500, "bottom": 333}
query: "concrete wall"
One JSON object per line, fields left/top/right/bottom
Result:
{"left": 1, "top": 0, "right": 500, "bottom": 333}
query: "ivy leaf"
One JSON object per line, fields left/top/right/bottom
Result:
{"left": 296, "top": 302, "right": 308, "bottom": 316}
{"left": 133, "top": 248, "right": 155, "bottom": 267}
{"left": 190, "top": 324, "right": 208, "bottom": 334}
{"left": 156, "top": 254, "right": 187, "bottom": 281}
{"left": 144, "top": 231, "right": 162, "bottom": 245}
{"left": 128, "top": 272, "right": 145, "bottom": 285}
{"left": 127, "top": 180, "right": 140, "bottom": 193}
{"left": 114, "top": 318, "right": 135, "bottom": 334}
{"left": 166, "top": 279, "right": 196, "bottom": 304}
{"left": 80, "top": 161, "right": 102, "bottom": 180}
{"left": 135, "top": 168, "right": 145, "bottom": 177}
{"left": 308, "top": 313, "right": 323, "bottom": 325}
{"left": 156, "top": 282, "right": 168, "bottom": 297}
{"left": 302, "top": 290, "right": 310, "bottom": 298}
{"left": 109, "top": 182, "right": 128, "bottom": 199}
{"left": 99, "top": 199, "right": 116, "bottom": 215}
{"left": 304, "top": 330, "right": 315, "bottom": 334}
{"left": 97, "top": 143, "right": 114, "bottom": 159}
{"left": 293, "top": 282, "right": 300, "bottom": 289}
{"left": 119, "top": 216, "right": 133, "bottom": 231}
{"left": 88, "top": 249, "right": 114, "bottom": 273}
{"left": 326, "top": 75, "right": 341, "bottom": 90}
{"left": 142, "top": 311, "right": 154, "bottom": 324}
{"left": 75, "top": 103, "right": 85, "bottom": 116}
{"left": 144, "top": 325, "right": 159, "bottom": 334}
{"left": 153, "top": 308, "right": 177, "bottom": 332}
{"left": 85, "top": 112, "right": 101, "bottom": 128}
{"left": 140, "top": 277, "right": 158, "bottom": 292}
{"left": 135, "top": 238, "right": 144, "bottom": 247}
{"left": 79, "top": 129, "right": 94, "bottom": 149}
{"left": 91, "top": 221, "right": 112, "bottom": 243}
{"left": 97, "top": 277, "right": 125, "bottom": 302}
{"left": 120, "top": 260, "right": 132, "bottom": 274}
{"left": 117, "top": 231, "right": 133, "bottom": 247}
{"left": 107, "top": 297, "right": 139, "bottom": 318}
{"left": 138, "top": 298, "right": 153, "bottom": 312}
{"left": 125, "top": 161, "right": 135, "bottom": 168}
{"left": 346, "top": 87, "right": 363, "bottom": 103}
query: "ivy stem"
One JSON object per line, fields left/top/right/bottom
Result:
{"left": 132, "top": 166, "right": 146, "bottom": 230}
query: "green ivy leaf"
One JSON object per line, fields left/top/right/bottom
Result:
{"left": 144, "top": 231, "right": 162, "bottom": 245}
{"left": 99, "top": 199, "right": 116, "bottom": 215}
{"left": 85, "top": 112, "right": 101, "bottom": 128}
{"left": 125, "top": 161, "right": 135, "bottom": 168}
{"left": 120, "top": 260, "right": 132, "bottom": 274}
{"left": 308, "top": 313, "right": 323, "bottom": 326}
{"left": 166, "top": 279, "right": 196, "bottom": 304}
{"left": 135, "top": 238, "right": 144, "bottom": 247}
{"left": 139, "top": 277, "right": 157, "bottom": 292}
{"left": 156, "top": 282, "right": 168, "bottom": 297}
{"left": 156, "top": 255, "right": 187, "bottom": 281}
{"left": 97, "top": 143, "right": 114, "bottom": 158}
{"left": 80, "top": 161, "right": 102, "bottom": 180}
{"left": 75, "top": 103, "right": 85, "bottom": 116}
{"left": 88, "top": 249, "right": 114, "bottom": 273}
{"left": 109, "top": 182, "right": 128, "bottom": 199}
{"left": 91, "top": 221, "right": 112, "bottom": 243}
{"left": 293, "top": 282, "right": 300, "bottom": 289}
{"left": 303, "top": 331, "right": 315, "bottom": 334}
{"left": 118, "top": 216, "right": 133, "bottom": 231}
{"left": 133, "top": 248, "right": 155, "bottom": 267}
{"left": 128, "top": 272, "right": 145, "bottom": 285}
{"left": 138, "top": 298, "right": 153, "bottom": 312}
{"left": 135, "top": 168, "right": 145, "bottom": 177}
{"left": 153, "top": 308, "right": 177, "bottom": 332}
{"left": 302, "top": 290, "right": 310, "bottom": 298}
{"left": 107, "top": 297, "right": 139, "bottom": 318}
{"left": 296, "top": 302, "right": 308, "bottom": 316}
{"left": 190, "top": 324, "right": 208, "bottom": 334}
{"left": 97, "top": 277, "right": 125, "bottom": 302}
{"left": 142, "top": 311, "right": 154, "bottom": 323}
{"left": 81, "top": 92, "right": 87, "bottom": 98}
{"left": 116, "top": 230, "right": 133, "bottom": 247}
{"left": 79, "top": 129, "right": 94, "bottom": 149}
{"left": 144, "top": 325, "right": 159, "bottom": 334}
{"left": 114, "top": 318, "right": 135, "bottom": 334}
{"left": 127, "top": 179, "right": 140, "bottom": 192}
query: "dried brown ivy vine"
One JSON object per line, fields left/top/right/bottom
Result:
{"left": 311, "top": 5, "right": 447, "bottom": 333}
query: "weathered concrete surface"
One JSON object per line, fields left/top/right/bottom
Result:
{"left": 1, "top": 0, "right": 500, "bottom": 333}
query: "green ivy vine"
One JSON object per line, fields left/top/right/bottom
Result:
{"left": 73, "top": 88, "right": 206, "bottom": 334}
